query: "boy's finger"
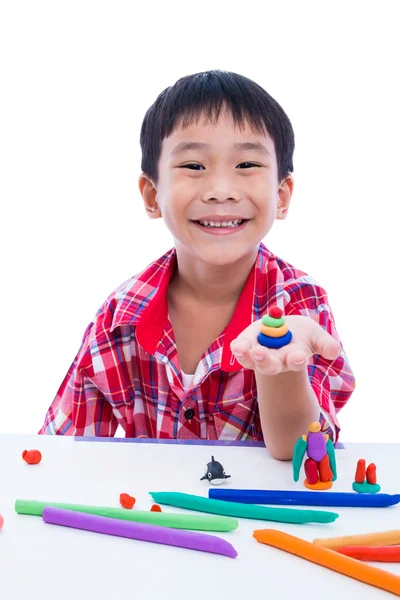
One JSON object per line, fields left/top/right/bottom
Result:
{"left": 311, "top": 329, "right": 341, "bottom": 360}
{"left": 251, "top": 347, "right": 282, "bottom": 376}
{"left": 286, "top": 350, "right": 308, "bottom": 371}
{"left": 230, "top": 338, "right": 255, "bottom": 369}
{"left": 233, "top": 355, "right": 256, "bottom": 370}
{"left": 230, "top": 338, "right": 252, "bottom": 357}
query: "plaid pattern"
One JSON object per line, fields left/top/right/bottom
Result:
{"left": 39, "top": 243, "right": 355, "bottom": 442}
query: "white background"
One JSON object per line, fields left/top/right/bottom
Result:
{"left": 0, "top": 1, "right": 398, "bottom": 441}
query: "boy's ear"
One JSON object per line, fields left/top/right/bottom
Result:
{"left": 138, "top": 173, "right": 162, "bottom": 218}
{"left": 276, "top": 175, "right": 294, "bottom": 220}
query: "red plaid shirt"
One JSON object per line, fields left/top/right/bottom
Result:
{"left": 39, "top": 243, "right": 355, "bottom": 442}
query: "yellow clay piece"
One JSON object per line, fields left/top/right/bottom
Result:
{"left": 313, "top": 530, "right": 400, "bottom": 551}
{"left": 308, "top": 421, "right": 321, "bottom": 433}
{"left": 260, "top": 324, "right": 289, "bottom": 337}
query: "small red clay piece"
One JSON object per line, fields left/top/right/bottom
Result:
{"left": 352, "top": 459, "right": 380, "bottom": 493}
{"left": 150, "top": 504, "right": 162, "bottom": 512}
{"left": 355, "top": 458, "right": 366, "bottom": 483}
{"left": 119, "top": 493, "right": 136, "bottom": 509}
{"left": 318, "top": 454, "right": 333, "bottom": 482}
{"left": 366, "top": 463, "right": 377, "bottom": 485}
{"left": 269, "top": 306, "right": 283, "bottom": 319}
{"left": 304, "top": 458, "right": 319, "bottom": 484}
{"left": 337, "top": 545, "right": 400, "bottom": 562}
{"left": 22, "top": 449, "right": 42, "bottom": 465}
{"left": 0, "top": 515, "right": 4, "bottom": 530}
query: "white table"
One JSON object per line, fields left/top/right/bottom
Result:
{"left": 1, "top": 434, "right": 400, "bottom": 599}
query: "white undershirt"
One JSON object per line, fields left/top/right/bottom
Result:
{"left": 181, "top": 371, "right": 195, "bottom": 392}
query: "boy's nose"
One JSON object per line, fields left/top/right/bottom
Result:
{"left": 201, "top": 184, "right": 241, "bottom": 203}
{"left": 202, "top": 194, "right": 239, "bottom": 203}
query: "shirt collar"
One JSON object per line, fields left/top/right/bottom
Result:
{"left": 111, "top": 244, "right": 271, "bottom": 372}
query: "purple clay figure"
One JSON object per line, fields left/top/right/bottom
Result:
{"left": 292, "top": 422, "right": 337, "bottom": 489}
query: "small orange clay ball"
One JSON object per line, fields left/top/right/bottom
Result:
{"left": 150, "top": 504, "right": 162, "bottom": 512}
{"left": 22, "top": 449, "right": 42, "bottom": 464}
{"left": 308, "top": 422, "right": 321, "bottom": 433}
{"left": 0, "top": 515, "right": 4, "bottom": 530}
{"left": 119, "top": 493, "right": 136, "bottom": 509}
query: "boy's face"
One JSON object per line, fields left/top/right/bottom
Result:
{"left": 139, "top": 110, "right": 293, "bottom": 268}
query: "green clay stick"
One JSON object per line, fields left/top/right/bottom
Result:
{"left": 15, "top": 499, "right": 238, "bottom": 532}
{"left": 149, "top": 492, "right": 339, "bottom": 524}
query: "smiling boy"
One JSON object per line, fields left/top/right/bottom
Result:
{"left": 40, "top": 70, "right": 355, "bottom": 459}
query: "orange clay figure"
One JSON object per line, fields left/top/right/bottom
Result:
{"left": 353, "top": 459, "right": 380, "bottom": 493}
{"left": 22, "top": 449, "right": 42, "bottom": 465}
{"left": 293, "top": 422, "right": 337, "bottom": 490}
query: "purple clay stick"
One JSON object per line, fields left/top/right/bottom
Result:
{"left": 42, "top": 507, "right": 237, "bottom": 558}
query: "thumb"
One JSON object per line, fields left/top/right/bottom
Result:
{"left": 311, "top": 327, "right": 341, "bottom": 361}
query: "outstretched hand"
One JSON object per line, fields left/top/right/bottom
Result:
{"left": 230, "top": 315, "right": 340, "bottom": 377}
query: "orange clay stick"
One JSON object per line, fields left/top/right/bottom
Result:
{"left": 253, "top": 529, "right": 400, "bottom": 597}
{"left": 337, "top": 546, "right": 400, "bottom": 562}
{"left": 313, "top": 530, "right": 400, "bottom": 550}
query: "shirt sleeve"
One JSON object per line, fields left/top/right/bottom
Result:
{"left": 38, "top": 321, "right": 119, "bottom": 437}
{"left": 284, "top": 278, "right": 355, "bottom": 443}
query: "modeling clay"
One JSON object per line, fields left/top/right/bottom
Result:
{"left": 366, "top": 463, "right": 377, "bottom": 484}
{"left": 208, "top": 489, "right": 400, "bottom": 507}
{"left": 257, "top": 306, "right": 292, "bottom": 349}
{"left": 200, "top": 456, "right": 231, "bottom": 484}
{"left": 352, "top": 459, "right": 380, "bottom": 493}
{"left": 42, "top": 507, "right": 238, "bottom": 558}
{"left": 355, "top": 458, "right": 366, "bottom": 483}
{"left": 22, "top": 449, "right": 42, "bottom": 465}
{"left": 292, "top": 422, "right": 336, "bottom": 489}
{"left": 253, "top": 529, "right": 400, "bottom": 596}
{"left": 337, "top": 545, "right": 400, "bottom": 562}
{"left": 15, "top": 499, "right": 237, "bottom": 531}
{"left": 120, "top": 493, "right": 135, "bottom": 509}
{"left": 150, "top": 504, "right": 162, "bottom": 512}
{"left": 149, "top": 492, "right": 338, "bottom": 524}
{"left": 313, "top": 529, "right": 400, "bottom": 550}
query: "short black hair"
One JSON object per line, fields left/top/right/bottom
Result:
{"left": 140, "top": 70, "right": 295, "bottom": 183}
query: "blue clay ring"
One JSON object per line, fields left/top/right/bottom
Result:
{"left": 257, "top": 330, "right": 293, "bottom": 349}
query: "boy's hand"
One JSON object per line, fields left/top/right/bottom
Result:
{"left": 230, "top": 315, "right": 340, "bottom": 376}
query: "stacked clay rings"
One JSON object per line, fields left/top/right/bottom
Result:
{"left": 257, "top": 306, "right": 292, "bottom": 349}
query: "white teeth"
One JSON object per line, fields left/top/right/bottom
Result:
{"left": 198, "top": 219, "right": 244, "bottom": 228}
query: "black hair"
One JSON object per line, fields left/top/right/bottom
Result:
{"left": 140, "top": 70, "right": 294, "bottom": 183}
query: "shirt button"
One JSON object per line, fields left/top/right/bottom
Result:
{"left": 184, "top": 408, "right": 195, "bottom": 420}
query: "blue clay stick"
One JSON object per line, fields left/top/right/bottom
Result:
{"left": 208, "top": 489, "right": 400, "bottom": 508}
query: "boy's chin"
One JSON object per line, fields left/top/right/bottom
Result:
{"left": 190, "top": 244, "right": 257, "bottom": 267}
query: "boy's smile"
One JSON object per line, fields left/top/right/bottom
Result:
{"left": 140, "top": 110, "right": 293, "bottom": 270}
{"left": 190, "top": 215, "right": 249, "bottom": 235}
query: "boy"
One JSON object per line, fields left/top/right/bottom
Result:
{"left": 40, "top": 70, "right": 355, "bottom": 459}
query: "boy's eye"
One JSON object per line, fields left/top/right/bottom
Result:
{"left": 179, "top": 162, "right": 260, "bottom": 170}
{"left": 236, "top": 162, "right": 260, "bottom": 169}
{"left": 180, "top": 163, "right": 205, "bottom": 170}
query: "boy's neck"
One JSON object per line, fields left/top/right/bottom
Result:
{"left": 169, "top": 247, "right": 259, "bottom": 308}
